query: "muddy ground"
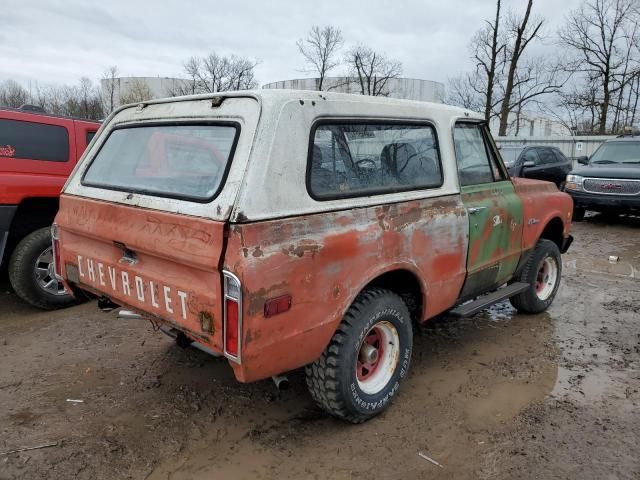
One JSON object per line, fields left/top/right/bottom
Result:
{"left": 1, "top": 215, "right": 638, "bottom": 480}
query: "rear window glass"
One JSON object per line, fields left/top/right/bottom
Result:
{"left": 308, "top": 122, "right": 442, "bottom": 199}
{"left": 0, "top": 118, "right": 69, "bottom": 162}
{"left": 82, "top": 124, "right": 238, "bottom": 201}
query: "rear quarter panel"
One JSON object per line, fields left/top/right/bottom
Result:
{"left": 225, "top": 196, "right": 468, "bottom": 382}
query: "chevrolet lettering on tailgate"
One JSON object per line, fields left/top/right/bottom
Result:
{"left": 73, "top": 255, "right": 189, "bottom": 319}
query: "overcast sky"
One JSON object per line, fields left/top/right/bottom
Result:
{"left": 2, "top": 0, "right": 584, "bottom": 91}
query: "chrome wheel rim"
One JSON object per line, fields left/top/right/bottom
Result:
{"left": 34, "top": 247, "right": 66, "bottom": 296}
{"left": 356, "top": 321, "right": 400, "bottom": 395}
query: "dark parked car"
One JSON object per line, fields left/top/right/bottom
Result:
{"left": 499, "top": 145, "right": 572, "bottom": 188}
{"left": 565, "top": 137, "right": 640, "bottom": 221}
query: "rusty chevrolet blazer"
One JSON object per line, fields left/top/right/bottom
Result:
{"left": 53, "top": 90, "right": 573, "bottom": 422}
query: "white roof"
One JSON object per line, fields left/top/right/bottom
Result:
{"left": 138, "top": 88, "right": 480, "bottom": 120}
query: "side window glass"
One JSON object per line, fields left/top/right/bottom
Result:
{"left": 553, "top": 149, "right": 567, "bottom": 162}
{"left": 0, "top": 119, "right": 69, "bottom": 162}
{"left": 308, "top": 123, "right": 442, "bottom": 199}
{"left": 86, "top": 131, "right": 96, "bottom": 144}
{"left": 538, "top": 148, "right": 556, "bottom": 165}
{"left": 522, "top": 150, "right": 540, "bottom": 165}
{"left": 453, "top": 123, "right": 494, "bottom": 186}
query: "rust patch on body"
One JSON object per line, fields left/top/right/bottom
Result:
{"left": 225, "top": 196, "right": 469, "bottom": 382}
{"left": 282, "top": 240, "right": 321, "bottom": 258}
{"left": 246, "top": 282, "right": 289, "bottom": 316}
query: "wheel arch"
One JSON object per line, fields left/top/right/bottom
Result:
{"left": 538, "top": 216, "right": 565, "bottom": 250}
{"left": 361, "top": 268, "right": 425, "bottom": 323}
{"left": 5, "top": 197, "right": 59, "bottom": 261}
{"left": 9, "top": 197, "right": 59, "bottom": 238}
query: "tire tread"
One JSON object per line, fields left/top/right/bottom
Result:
{"left": 305, "top": 287, "right": 406, "bottom": 423}
{"left": 510, "top": 239, "right": 561, "bottom": 313}
{"left": 8, "top": 227, "right": 77, "bottom": 310}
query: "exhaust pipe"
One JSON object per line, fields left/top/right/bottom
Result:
{"left": 272, "top": 374, "right": 289, "bottom": 391}
{"left": 98, "top": 297, "right": 120, "bottom": 312}
{"left": 118, "top": 310, "right": 144, "bottom": 320}
{"left": 159, "top": 326, "right": 221, "bottom": 357}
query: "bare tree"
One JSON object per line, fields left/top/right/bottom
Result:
{"left": 119, "top": 78, "right": 153, "bottom": 104}
{"left": 497, "top": 0, "right": 544, "bottom": 135}
{"left": 559, "top": 0, "right": 640, "bottom": 134}
{"left": 446, "top": 74, "right": 485, "bottom": 111}
{"left": 227, "top": 55, "right": 259, "bottom": 90}
{"left": 79, "top": 77, "right": 95, "bottom": 118}
{"left": 165, "top": 57, "right": 203, "bottom": 96}
{"left": 345, "top": 46, "right": 402, "bottom": 96}
{"left": 497, "top": 57, "right": 567, "bottom": 134}
{"left": 297, "top": 25, "right": 344, "bottom": 91}
{"left": 41, "top": 79, "right": 104, "bottom": 119}
{"left": 472, "top": 0, "right": 506, "bottom": 121}
{"left": 101, "top": 65, "right": 119, "bottom": 114}
{"left": 448, "top": 0, "right": 561, "bottom": 131}
{"left": 0, "top": 79, "right": 29, "bottom": 108}
{"left": 201, "top": 53, "right": 230, "bottom": 92}
{"left": 181, "top": 52, "right": 259, "bottom": 93}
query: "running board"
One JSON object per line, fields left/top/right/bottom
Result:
{"left": 449, "top": 282, "right": 529, "bottom": 317}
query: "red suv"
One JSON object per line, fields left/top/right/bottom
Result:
{"left": 0, "top": 107, "right": 100, "bottom": 309}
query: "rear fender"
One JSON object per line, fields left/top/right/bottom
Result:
{"left": 224, "top": 196, "right": 468, "bottom": 382}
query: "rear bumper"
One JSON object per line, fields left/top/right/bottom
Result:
{"left": 0, "top": 205, "right": 17, "bottom": 267}
{"left": 567, "top": 190, "right": 640, "bottom": 210}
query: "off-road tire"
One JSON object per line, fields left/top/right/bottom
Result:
{"left": 573, "top": 206, "right": 586, "bottom": 222}
{"left": 305, "top": 288, "right": 413, "bottom": 423}
{"left": 8, "top": 227, "right": 77, "bottom": 310}
{"left": 510, "top": 239, "right": 562, "bottom": 314}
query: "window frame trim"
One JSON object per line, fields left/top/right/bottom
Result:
{"left": 80, "top": 120, "right": 241, "bottom": 204}
{"left": 481, "top": 123, "right": 510, "bottom": 180}
{"left": 453, "top": 120, "right": 510, "bottom": 187}
{"left": 0, "top": 117, "right": 70, "bottom": 163}
{"left": 305, "top": 118, "right": 444, "bottom": 202}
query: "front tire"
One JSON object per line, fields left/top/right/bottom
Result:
{"left": 8, "top": 227, "right": 78, "bottom": 310}
{"left": 510, "top": 239, "right": 562, "bottom": 314}
{"left": 305, "top": 288, "right": 413, "bottom": 423}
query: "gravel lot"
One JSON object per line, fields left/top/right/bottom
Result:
{"left": 1, "top": 214, "right": 638, "bottom": 480}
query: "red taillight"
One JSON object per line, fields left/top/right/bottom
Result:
{"left": 225, "top": 298, "right": 239, "bottom": 356}
{"left": 51, "top": 224, "right": 62, "bottom": 279}
{"left": 264, "top": 294, "right": 292, "bottom": 318}
{"left": 223, "top": 271, "right": 242, "bottom": 362}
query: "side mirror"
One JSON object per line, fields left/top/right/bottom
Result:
{"left": 577, "top": 156, "right": 589, "bottom": 165}
{"left": 523, "top": 160, "right": 535, "bottom": 168}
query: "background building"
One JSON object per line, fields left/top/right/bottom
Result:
{"left": 263, "top": 77, "right": 445, "bottom": 103}
{"left": 489, "top": 114, "right": 570, "bottom": 138}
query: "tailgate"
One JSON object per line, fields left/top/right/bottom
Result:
{"left": 56, "top": 194, "right": 225, "bottom": 348}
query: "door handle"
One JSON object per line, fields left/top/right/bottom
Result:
{"left": 468, "top": 207, "right": 487, "bottom": 215}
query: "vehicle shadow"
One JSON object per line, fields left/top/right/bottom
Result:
{"left": 584, "top": 211, "right": 640, "bottom": 227}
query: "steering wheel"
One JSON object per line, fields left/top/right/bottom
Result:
{"left": 356, "top": 158, "right": 377, "bottom": 170}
